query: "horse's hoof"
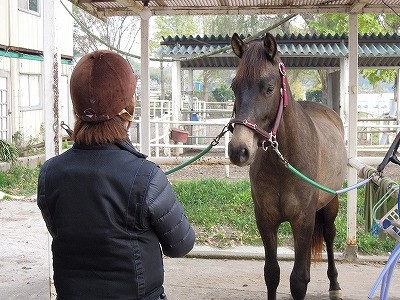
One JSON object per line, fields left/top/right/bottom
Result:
{"left": 329, "top": 289, "right": 342, "bottom": 300}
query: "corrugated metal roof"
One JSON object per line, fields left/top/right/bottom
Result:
{"left": 67, "top": 0, "right": 399, "bottom": 17}
{"left": 158, "top": 33, "right": 400, "bottom": 69}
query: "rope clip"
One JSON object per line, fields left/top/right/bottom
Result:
{"left": 262, "top": 134, "right": 277, "bottom": 151}
{"left": 262, "top": 137, "right": 289, "bottom": 167}
{"left": 211, "top": 124, "right": 230, "bottom": 146}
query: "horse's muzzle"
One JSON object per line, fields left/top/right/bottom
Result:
{"left": 228, "top": 141, "right": 251, "bottom": 167}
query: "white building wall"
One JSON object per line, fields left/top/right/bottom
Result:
{"left": 18, "top": 59, "right": 43, "bottom": 139}
{"left": 0, "top": 0, "right": 10, "bottom": 46}
{"left": 0, "top": 0, "right": 74, "bottom": 143}
{"left": 13, "top": 2, "right": 43, "bottom": 51}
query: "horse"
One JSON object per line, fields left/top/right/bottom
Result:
{"left": 228, "top": 32, "right": 347, "bottom": 300}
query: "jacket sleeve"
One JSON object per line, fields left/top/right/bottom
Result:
{"left": 146, "top": 166, "right": 195, "bottom": 258}
{"left": 36, "top": 160, "right": 56, "bottom": 237}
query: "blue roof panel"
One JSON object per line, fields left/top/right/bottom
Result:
{"left": 158, "top": 33, "right": 400, "bottom": 68}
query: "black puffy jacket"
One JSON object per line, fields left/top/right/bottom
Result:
{"left": 37, "top": 141, "right": 195, "bottom": 300}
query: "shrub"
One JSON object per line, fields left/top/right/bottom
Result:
{"left": 0, "top": 140, "right": 19, "bottom": 163}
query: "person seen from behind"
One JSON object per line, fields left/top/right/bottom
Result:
{"left": 37, "top": 50, "right": 195, "bottom": 300}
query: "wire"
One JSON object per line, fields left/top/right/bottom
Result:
{"left": 382, "top": 0, "right": 400, "bottom": 17}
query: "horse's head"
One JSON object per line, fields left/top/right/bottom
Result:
{"left": 228, "top": 32, "right": 283, "bottom": 167}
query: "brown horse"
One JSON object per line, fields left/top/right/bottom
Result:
{"left": 228, "top": 33, "right": 347, "bottom": 300}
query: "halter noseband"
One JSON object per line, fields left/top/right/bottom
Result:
{"left": 228, "top": 60, "right": 288, "bottom": 147}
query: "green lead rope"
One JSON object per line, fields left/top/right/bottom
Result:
{"left": 286, "top": 163, "right": 337, "bottom": 195}
{"left": 164, "top": 125, "right": 230, "bottom": 175}
{"left": 164, "top": 144, "right": 213, "bottom": 175}
{"left": 286, "top": 163, "right": 373, "bottom": 195}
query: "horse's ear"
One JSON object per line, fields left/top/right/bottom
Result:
{"left": 263, "top": 33, "right": 277, "bottom": 62}
{"left": 231, "top": 33, "right": 247, "bottom": 58}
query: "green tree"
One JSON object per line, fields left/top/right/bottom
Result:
{"left": 72, "top": 6, "right": 140, "bottom": 58}
{"left": 151, "top": 15, "right": 200, "bottom": 53}
{"left": 302, "top": 13, "right": 399, "bottom": 88}
{"left": 212, "top": 84, "right": 234, "bottom": 103}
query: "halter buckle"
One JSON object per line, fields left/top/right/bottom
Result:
{"left": 262, "top": 134, "right": 277, "bottom": 151}
{"left": 243, "top": 119, "right": 257, "bottom": 130}
{"left": 279, "top": 62, "right": 287, "bottom": 76}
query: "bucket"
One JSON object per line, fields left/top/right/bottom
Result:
{"left": 191, "top": 113, "right": 199, "bottom": 121}
{"left": 170, "top": 128, "right": 189, "bottom": 143}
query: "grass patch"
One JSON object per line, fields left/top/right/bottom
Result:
{"left": 0, "top": 167, "right": 396, "bottom": 255}
{"left": 0, "top": 166, "right": 40, "bottom": 196}
{"left": 173, "top": 179, "right": 397, "bottom": 255}
{"left": 172, "top": 179, "right": 261, "bottom": 247}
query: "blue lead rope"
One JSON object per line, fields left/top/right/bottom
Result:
{"left": 335, "top": 177, "right": 373, "bottom": 195}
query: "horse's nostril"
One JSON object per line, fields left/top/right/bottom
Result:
{"left": 228, "top": 142, "right": 250, "bottom": 166}
{"left": 239, "top": 147, "right": 249, "bottom": 163}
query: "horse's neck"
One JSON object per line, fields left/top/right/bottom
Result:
{"left": 275, "top": 98, "right": 310, "bottom": 154}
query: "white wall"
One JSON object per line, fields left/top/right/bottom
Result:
{"left": 0, "top": 0, "right": 10, "bottom": 46}
{"left": 0, "top": 0, "right": 74, "bottom": 142}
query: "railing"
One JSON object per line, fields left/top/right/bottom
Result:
{"left": 131, "top": 99, "right": 399, "bottom": 178}
{"left": 130, "top": 116, "right": 232, "bottom": 175}
{"left": 135, "top": 99, "right": 172, "bottom": 118}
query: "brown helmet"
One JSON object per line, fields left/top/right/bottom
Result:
{"left": 70, "top": 50, "right": 137, "bottom": 123}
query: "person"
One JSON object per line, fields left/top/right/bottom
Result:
{"left": 37, "top": 50, "right": 195, "bottom": 300}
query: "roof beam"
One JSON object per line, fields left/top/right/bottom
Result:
{"left": 67, "top": 0, "right": 399, "bottom": 17}
{"left": 349, "top": 0, "right": 369, "bottom": 13}
{"left": 77, "top": 0, "right": 111, "bottom": 3}
{"left": 115, "top": 0, "right": 143, "bottom": 14}
{"left": 69, "top": 0, "right": 106, "bottom": 20}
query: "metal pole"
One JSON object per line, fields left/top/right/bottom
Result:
{"left": 340, "top": 57, "right": 349, "bottom": 141}
{"left": 43, "top": 1, "right": 62, "bottom": 297}
{"left": 140, "top": 7, "right": 151, "bottom": 156}
{"left": 396, "top": 69, "right": 400, "bottom": 131}
{"left": 171, "top": 61, "right": 182, "bottom": 123}
{"left": 345, "top": 13, "right": 359, "bottom": 261}
{"left": 43, "top": 0, "right": 62, "bottom": 159}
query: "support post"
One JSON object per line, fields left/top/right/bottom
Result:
{"left": 171, "top": 61, "right": 182, "bottom": 155}
{"left": 43, "top": 0, "right": 62, "bottom": 159}
{"left": 140, "top": 7, "right": 151, "bottom": 156}
{"left": 396, "top": 69, "right": 400, "bottom": 131}
{"left": 340, "top": 57, "right": 349, "bottom": 128}
{"left": 327, "top": 71, "right": 333, "bottom": 109}
{"left": 188, "top": 69, "right": 194, "bottom": 110}
{"left": 43, "top": 1, "right": 62, "bottom": 297}
{"left": 345, "top": 13, "right": 359, "bottom": 261}
{"left": 171, "top": 61, "right": 182, "bottom": 123}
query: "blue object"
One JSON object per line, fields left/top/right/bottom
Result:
{"left": 371, "top": 222, "right": 383, "bottom": 237}
{"left": 368, "top": 235, "right": 400, "bottom": 299}
{"left": 191, "top": 113, "right": 199, "bottom": 121}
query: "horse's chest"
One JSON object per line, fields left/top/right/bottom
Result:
{"left": 249, "top": 169, "right": 308, "bottom": 219}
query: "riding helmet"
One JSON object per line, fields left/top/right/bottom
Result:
{"left": 70, "top": 50, "right": 137, "bottom": 123}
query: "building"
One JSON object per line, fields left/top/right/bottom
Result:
{"left": 0, "top": 0, "right": 74, "bottom": 145}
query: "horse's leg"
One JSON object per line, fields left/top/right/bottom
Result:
{"left": 290, "top": 217, "right": 314, "bottom": 300}
{"left": 322, "top": 196, "right": 342, "bottom": 300}
{"left": 255, "top": 211, "right": 280, "bottom": 300}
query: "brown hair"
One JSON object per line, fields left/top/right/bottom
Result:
{"left": 72, "top": 116, "right": 129, "bottom": 145}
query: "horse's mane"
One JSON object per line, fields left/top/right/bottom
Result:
{"left": 233, "top": 40, "right": 279, "bottom": 86}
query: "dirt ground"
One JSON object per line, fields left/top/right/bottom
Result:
{"left": 1, "top": 196, "right": 400, "bottom": 299}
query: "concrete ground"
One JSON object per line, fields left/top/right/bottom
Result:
{"left": 1, "top": 200, "right": 399, "bottom": 300}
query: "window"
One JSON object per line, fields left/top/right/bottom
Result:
{"left": 18, "top": 0, "right": 40, "bottom": 15}
{"left": 20, "top": 74, "right": 41, "bottom": 109}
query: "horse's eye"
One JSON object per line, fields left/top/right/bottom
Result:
{"left": 266, "top": 85, "right": 274, "bottom": 94}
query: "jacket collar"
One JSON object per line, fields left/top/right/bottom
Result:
{"left": 73, "top": 141, "right": 147, "bottom": 159}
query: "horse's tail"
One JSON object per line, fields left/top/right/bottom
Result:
{"left": 311, "top": 209, "right": 324, "bottom": 261}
